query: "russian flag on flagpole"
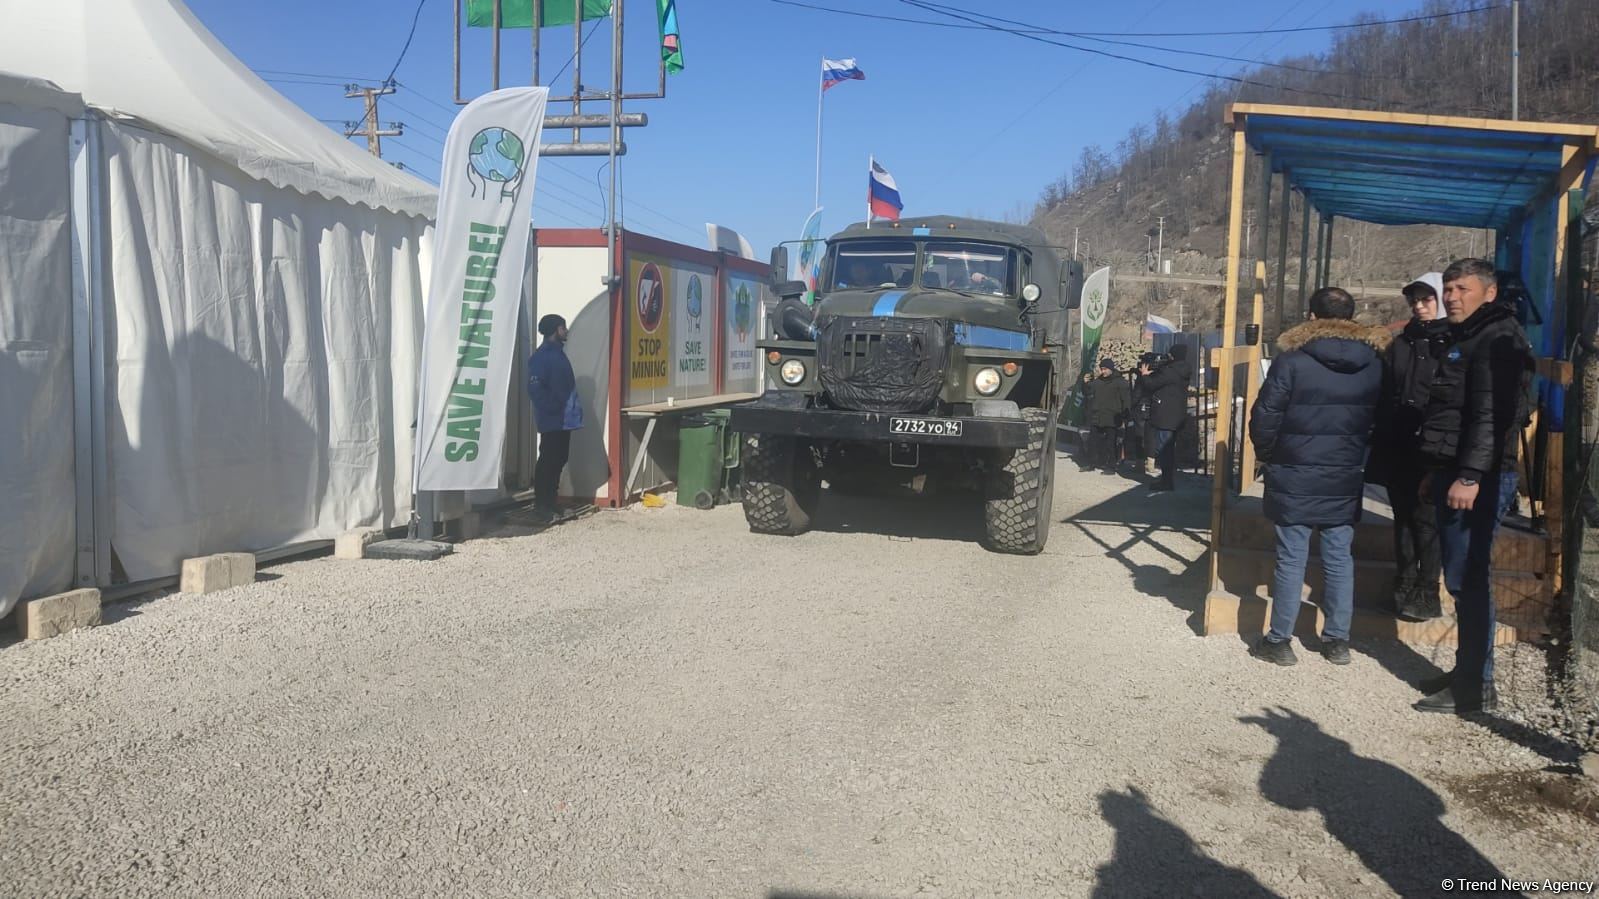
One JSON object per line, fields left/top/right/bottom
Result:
{"left": 821, "top": 57, "right": 865, "bottom": 90}
{"left": 1142, "top": 312, "right": 1177, "bottom": 340}
{"left": 868, "top": 156, "right": 903, "bottom": 221}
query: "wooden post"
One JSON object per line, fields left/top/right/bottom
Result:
{"left": 1240, "top": 157, "right": 1272, "bottom": 487}
{"left": 1545, "top": 142, "right": 1584, "bottom": 600}
{"left": 1209, "top": 128, "right": 1250, "bottom": 594}
{"left": 1297, "top": 195, "right": 1311, "bottom": 322}
{"left": 1274, "top": 173, "right": 1291, "bottom": 341}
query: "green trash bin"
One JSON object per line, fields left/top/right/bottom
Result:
{"left": 677, "top": 412, "right": 724, "bottom": 509}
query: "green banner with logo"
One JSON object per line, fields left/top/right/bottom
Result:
{"left": 1066, "top": 266, "right": 1110, "bottom": 427}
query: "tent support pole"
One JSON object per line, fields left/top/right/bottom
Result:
{"left": 68, "top": 117, "right": 111, "bottom": 588}
{"left": 1240, "top": 153, "right": 1271, "bottom": 487}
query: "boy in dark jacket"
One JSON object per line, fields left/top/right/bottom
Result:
{"left": 528, "top": 314, "right": 585, "bottom": 521}
{"left": 1413, "top": 259, "right": 1534, "bottom": 715}
{"left": 1377, "top": 273, "right": 1450, "bottom": 621}
{"left": 1248, "top": 287, "right": 1389, "bottom": 667}
{"left": 1138, "top": 343, "right": 1190, "bottom": 493}
{"left": 1081, "top": 358, "right": 1131, "bottom": 474}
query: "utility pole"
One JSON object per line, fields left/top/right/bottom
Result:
{"left": 344, "top": 82, "right": 402, "bottom": 157}
{"left": 1155, "top": 216, "right": 1166, "bottom": 273}
{"left": 1511, "top": 0, "right": 1520, "bottom": 120}
{"left": 1073, "top": 226, "right": 1080, "bottom": 259}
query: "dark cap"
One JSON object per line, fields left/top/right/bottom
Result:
{"left": 1099, "top": 357, "right": 1115, "bottom": 371}
{"left": 537, "top": 314, "right": 567, "bottom": 337}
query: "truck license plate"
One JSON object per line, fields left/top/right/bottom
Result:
{"left": 889, "top": 417, "right": 963, "bottom": 437}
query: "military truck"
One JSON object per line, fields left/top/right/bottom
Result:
{"left": 728, "top": 216, "right": 1083, "bottom": 554}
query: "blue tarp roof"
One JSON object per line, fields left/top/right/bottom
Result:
{"left": 1240, "top": 107, "right": 1596, "bottom": 230}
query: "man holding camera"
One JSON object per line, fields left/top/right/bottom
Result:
{"left": 1138, "top": 343, "right": 1190, "bottom": 494}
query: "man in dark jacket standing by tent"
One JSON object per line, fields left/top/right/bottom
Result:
{"left": 1413, "top": 259, "right": 1533, "bottom": 715}
{"left": 528, "top": 314, "right": 584, "bottom": 522}
{"left": 1139, "top": 343, "right": 1190, "bottom": 493}
{"left": 1249, "top": 287, "right": 1388, "bottom": 666}
{"left": 1376, "top": 272, "right": 1451, "bottom": 622}
{"left": 1081, "top": 358, "right": 1132, "bottom": 474}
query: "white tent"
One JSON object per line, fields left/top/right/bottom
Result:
{"left": 0, "top": 0, "right": 437, "bottom": 613}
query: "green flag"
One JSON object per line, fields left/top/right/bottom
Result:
{"left": 465, "top": 0, "right": 612, "bottom": 28}
{"left": 657, "top": 0, "right": 683, "bottom": 74}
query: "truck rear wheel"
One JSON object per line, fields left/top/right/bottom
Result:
{"left": 741, "top": 433, "right": 821, "bottom": 536}
{"left": 982, "top": 408, "right": 1055, "bottom": 554}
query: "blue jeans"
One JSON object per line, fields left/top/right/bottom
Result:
{"left": 1432, "top": 470, "right": 1518, "bottom": 685}
{"left": 1151, "top": 428, "right": 1177, "bottom": 488}
{"left": 1268, "top": 523, "right": 1355, "bottom": 643}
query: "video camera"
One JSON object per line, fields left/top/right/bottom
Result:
{"left": 1139, "top": 351, "right": 1172, "bottom": 369}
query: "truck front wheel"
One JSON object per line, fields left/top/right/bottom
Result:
{"left": 982, "top": 408, "right": 1055, "bottom": 554}
{"left": 741, "top": 433, "right": 821, "bottom": 536}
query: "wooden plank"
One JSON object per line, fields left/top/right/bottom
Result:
{"left": 1209, "top": 127, "right": 1250, "bottom": 595}
{"left": 1228, "top": 102, "right": 1599, "bottom": 141}
{"left": 1241, "top": 260, "right": 1267, "bottom": 486}
{"left": 621, "top": 392, "right": 760, "bottom": 416}
{"left": 1535, "top": 358, "right": 1574, "bottom": 386}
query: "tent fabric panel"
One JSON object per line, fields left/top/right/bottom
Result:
{"left": 100, "top": 122, "right": 428, "bottom": 581}
{"left": 0, "top": 101, "right": 76, "bottom": 615}
{"left": 0, "top": 0, "right": 436, "bottom": 218}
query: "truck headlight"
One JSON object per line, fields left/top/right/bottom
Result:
{"left": 780, "top": 359, "right": 807, "bottom": 385}
{"left": 973, "top": 367, "right": 1002, "bottom": 396}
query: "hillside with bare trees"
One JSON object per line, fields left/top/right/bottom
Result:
{"left": 1031, "top": 0, "right": 1599, "bottom": 340}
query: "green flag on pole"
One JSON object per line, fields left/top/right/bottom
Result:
{"left": 465, "top": 0, "right": 612, "bottom": 28}
{"left": 657, "top": 0, "right": 683, "bottom": 74}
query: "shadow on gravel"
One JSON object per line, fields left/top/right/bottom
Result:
{"left": 1064, "top": 481, "right": 1212, "bottom": 634}
{"left": 768, "top": 893, "right": 883, "bottom": 899}
{"left": 811, "top": 488, "right": 987, "bottom": 544}
{"left": 1093, "top": 785, "right": 1281, "bottom": 898}
{"left": 1242, "top": 707, "right": 1507, "bottom": 895}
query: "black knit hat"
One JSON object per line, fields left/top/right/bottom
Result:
{"left": 537, "top": 314, "right": 567, "bottom": 337}
{"left": 1099, "top": 357, "right": 1116, "bottom": 371}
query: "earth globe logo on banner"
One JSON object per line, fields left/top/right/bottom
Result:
{"left": 686, "top": 274, "right": 703, "bottom": 332}
{"left": 733, "top": 284, "right": 753, "bottom": 340}
{"left": 636, "top": 262, "right": 665, "bottom": 333}
{"left": 466, "top": 127, "right": 528, "bottom": 201}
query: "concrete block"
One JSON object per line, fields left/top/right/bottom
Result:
{"left": 180, "top": 552, "right": 256, "bottom": 594}
{"left": 335, "top": 527, "right": 386, "bottom": 560}
{"left": 16, "top": 588, "right": 102, "bottom": 640}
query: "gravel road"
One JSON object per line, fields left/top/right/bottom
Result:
{"left": 3, "top": 462, "right": 1596, "bottom": 897}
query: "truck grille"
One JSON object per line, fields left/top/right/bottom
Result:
{"left": 817, "top": 316, "right": 951, "bottom": 414}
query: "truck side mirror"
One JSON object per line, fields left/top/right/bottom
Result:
{"left": 769, "top": 245, "right": 789, "bottom": 284}
{"left": 1060, "top": 259, "right": 1085, "bottom": 310}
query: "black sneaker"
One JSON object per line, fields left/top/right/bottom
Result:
{"left": 1415, "top": 681, "right": 1497, "bottom": 715}
{"left": 1397, "top": 587, "right": 1442, "bottom": 622}
{"left": 1147, "top": 484, "right": 1174, "bottom": 496}
{"left": 1417, "top": 669, "right": 1454, "bottom": 695}
{"left": 1320, "top": 638, "right": 1351, "bottom": 666}
{"left": 1101, "top": 469, "right": 1119, "bottom": 476}
{"left": 529, "top": 506, "right": 558, "bottom": 525}
{"left": 1250, "top": 637, "right": 1298, "bottom": 666}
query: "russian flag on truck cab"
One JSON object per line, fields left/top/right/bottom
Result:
{"left": 868, "top": 157, "right": 903, "bottom": 221}
{"left": 821, "top": 57, "right": 865, "bottom": 90}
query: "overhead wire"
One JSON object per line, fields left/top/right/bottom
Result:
{"left": 384, "top": 0, "right": 431, "bottom": 85}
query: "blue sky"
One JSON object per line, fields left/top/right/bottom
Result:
{"left": 188, "top": 0, "right": 1413, "bottom": 254}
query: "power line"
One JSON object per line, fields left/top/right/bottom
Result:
{"left": 384, "top": 0, "right": 431, "bottom": 85}
{"left": 893, "top": 0, "right": 1375, "bottom": 104}
{"left": 768, "top": 0, "right": 1502, "bottom": 38}
{"left": 259, "top": 68, "right": 379, "bottom": 82}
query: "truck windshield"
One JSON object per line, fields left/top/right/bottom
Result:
{"left": 924, "top": 242, "right": 1015, "bottom": 296}
{"left": 829, "top": 239, "right": 917, "bottom": 289}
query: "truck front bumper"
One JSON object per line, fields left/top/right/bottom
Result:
{"left": 729, "top": 400, "right": 1030, "bottom": 449}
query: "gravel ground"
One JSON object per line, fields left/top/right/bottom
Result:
{"left": 3, "top": 461, "right": 1598, "bottom": 898}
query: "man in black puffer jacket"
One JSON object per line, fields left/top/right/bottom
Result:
{"left": 1138, "top": 343, "right": 1190, "bottom": 493}
{"left": 1374, "top": 273, "right": 1451, "bottom": 622}
{"left": 1413, "top": 258, "right": 1534, "bottom": 716}
{"left": 1248, "top": 287, "right": 1388, "bottom": 667}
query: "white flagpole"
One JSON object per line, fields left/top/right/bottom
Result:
{"left": 865, "top": 155, "right": 871, "bottom": 230}
{"left": 814, "top": 58, "right": 824, "bottom": 210}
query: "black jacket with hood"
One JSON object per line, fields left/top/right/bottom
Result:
{"left": 1250, "top": 318, "right": 1390, "bottom": 526}
{"left": 1416, "top": 301, "right": 1534, "bottom": 481}
{"left": 1139, "top": 347, "right": 1191, "bottom": 431}
{"left": 1372, "top": 316, "right": 1453, "bottom": 479}
{"left": 1085, "top": 371, "right": 1132, "bottom": 427}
